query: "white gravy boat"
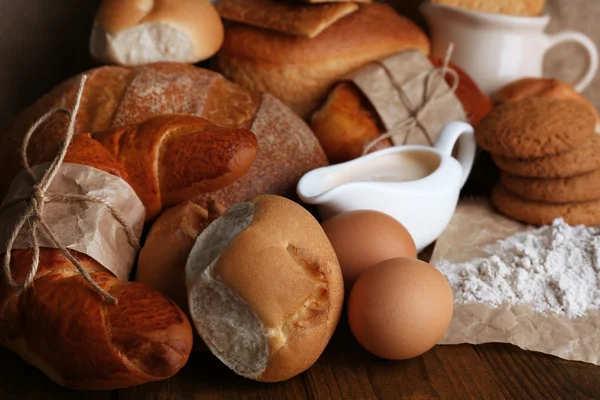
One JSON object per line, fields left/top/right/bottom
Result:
{"left": 297, "top": 122, "right": 475, "bottom": 252}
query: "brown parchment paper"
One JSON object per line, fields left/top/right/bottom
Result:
{"left": 347, "top": 49, "right": 467, "bottom": 147}
{"left": 430, "top": 198, "right": 600, "bottom": 365}
{"left": 0, "top": 163, "right": 145, "bottom": 281}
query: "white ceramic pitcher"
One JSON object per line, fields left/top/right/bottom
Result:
{"left": 420, "top": 2, "right": 599, "bottom": 95}
{"left": 297, "top": 121, "right": 475, "bottom": 252}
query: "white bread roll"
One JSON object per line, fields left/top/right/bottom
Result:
{"left": 186, "top": 195, "right": 344, "bottom": 382}
{"left": 90, "top": 0, "right": 224, "bottom": 66}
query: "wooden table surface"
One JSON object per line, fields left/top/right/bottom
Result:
{"left": 1, "top": 320, "right": 598, "bottom": 400}
{"left": 1, "top": 244, "right": 599, "bottom": 400}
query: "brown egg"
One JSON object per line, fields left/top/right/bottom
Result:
{"left": 347, "top": 257, "right": 454, "bottom": 360}
{"left": 321, "top": 210, "right": 417, "bottom": 288}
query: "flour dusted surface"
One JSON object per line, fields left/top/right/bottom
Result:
{"left": 436, "top": 219, "right": 600, "bottom": 318}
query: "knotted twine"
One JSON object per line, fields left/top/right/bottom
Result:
{"left": 0, "top": 75, "right": 140, "bottom": 305}
{"left": 362, "top": 44, "right": 460, "bottom": 155}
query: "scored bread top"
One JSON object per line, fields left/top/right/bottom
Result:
{"left": 0, "top": 63, "right": 327, "bottom": 207}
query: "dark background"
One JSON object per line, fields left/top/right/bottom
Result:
{"left": 0, "top": 0, "right": 597, "bottom": 130}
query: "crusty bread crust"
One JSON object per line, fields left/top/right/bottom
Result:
{"left": 213, "top": 3, "right": 430, "bottom": 119}
{"left": 90, "top": 0, "right": 224, "bottom": 65}
{"left": 0, "top": 134, "right": 193, "bottom": 390}
{"left": 186, "top": 195, "right": 344, "bottom": 382}
{"left": 0, "top": 63, "right": 327, "bottom": 206}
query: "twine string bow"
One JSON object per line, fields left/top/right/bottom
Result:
{"left": 362, "top": 44, "right": 460, "bottom": 155}
{"left": 0, "top": 75, "right": 140, "bottom": 305}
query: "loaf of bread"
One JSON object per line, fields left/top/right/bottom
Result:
{"left": 1, "top": 133, "right": 194, "bottom": 390}
{"left": 93, "top": 115, "right": 257, "bottom": 220}
{"left": 186, "top": 195, "right": 344, "bottom": 382}
{"left": 492, "top": 78, "right": 600, "bottom": 128}
{"left": 311, "top": 56, "right": 493, "bottom": 163}
{"left": 213, "top": 3, "right": 430, "bottom": 119}
{"left": 427, "top": 0, "right": 546, "bottom": 16}
{"left": 136, "top": 200, "right": 225, "bottom": 321}
{"left": 216, "top": 0, "right": 359, "bottom": 38}
{"left": 0, "top": 63, "right": 327, "bottom": 206}
{"left": 90, "top": 0, "right": 224, "bottom": 66}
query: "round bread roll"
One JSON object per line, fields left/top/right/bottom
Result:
{"left": 492, "top": 78, "right": 600, "bottom": 130}
{"left": 90, "top": 0, "right": 224, "bottom": 66}
{"left": 186, "top": 195, "right": 344, "bottom": 382}
{"left": 136, "top": 200, "right": 225, "bottom": 320}
{"left": 213, "top": 3, "right": 430, "bottom": 119}
{"left": 310, "top": 57, "right": 492, "bottom": 164}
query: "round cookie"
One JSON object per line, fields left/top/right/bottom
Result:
{"left": 492, "top": 134, "right": 600, "bottom": 178}
{"left": 476, "top": 97, "right": 596, "bottom": 158}
{"left": 500, "top": 167, "right": 600, "bottom": 203}
{"left": 491, "top": 184, "right": 600, "bottom": 226}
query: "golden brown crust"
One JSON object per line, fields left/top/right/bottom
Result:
{"left": 92, "top": 0, "right": 224, "bottom": 64}
{"left": 476, "top": 98, "right": 596, "bottom": 158}
{"left": 310, "top": 57, "right": 491, "bottom": 163}
{"left": 216, "top": 0, "right": 358, "bottom": 38}
{"left": 213, "top": 3, "right": 430, "bottom": 119}
{"left": 0, "top": 63, "right": 326, "bottom": 208}
{"left": 2, "top": 250, "right": 193, "bottom": 390}
{"left": 93, "top": 115, "right": 258, "bottom": 220}
{"left": 136, "top": 200, "right": 225, "bottom": 350}
{"left": 0, "top": 123, "right": 194, "bottom": 390}
{"left": 310, "top": 82, "right": 390, "bottom": 163}
{"left": 0, "top": 66, "right": 135, "bottom": 196}
{"left": 214, "top": 195, "right": 344, "bottom": 382}
{"left": 491, "top": 184, "right": 600, "bottom": 226}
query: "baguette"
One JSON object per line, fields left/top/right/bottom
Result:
{"left": 93, "top": 115, "right": 257, "bottom": 220}
{"left": 1, "top": 133, "right": 194, "bottom": 390}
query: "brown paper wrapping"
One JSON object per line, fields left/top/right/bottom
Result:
{"left": 347, "top": 49, "right": 467, "bottom": 147}
{"left": 430, "top": 199, "right": 600, "bottom": 365}
{"left": 0, "top": 163, "right": 145, "bottom": 281}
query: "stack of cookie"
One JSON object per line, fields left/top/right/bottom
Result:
{"left": 476, "top": 97, "right": 600, "bottom": 226}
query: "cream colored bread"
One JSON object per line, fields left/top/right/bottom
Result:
{"left": 90, "top": 0, "right": 224, "bottom": 66}
{"left": 428, "top": 0, "right": 546, "bottom": 16}
{"left": 186, "top": 195, "right": 344, "bottom": 382}
{"left": 213, "top": 3, "right": 430, "bottom": 119}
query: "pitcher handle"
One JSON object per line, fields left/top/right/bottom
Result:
{"left": 545, "top": 31, "right": 599, "bottom": 93}
{"left": 435, "top": 121, "right": 476, "bottom": 188}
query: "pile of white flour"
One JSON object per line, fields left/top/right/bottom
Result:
{"left": 436, "top": 219, "right": 600, "bottom": 318}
